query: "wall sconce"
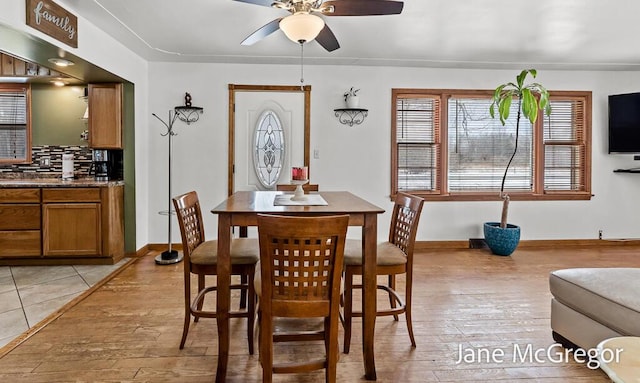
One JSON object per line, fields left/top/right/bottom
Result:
{"left": 334, "top": 108, "right": 368, "bottom": 126}
{"left": 334, "top": 87, "right": 368, "bottom": 126}
{"left": 174, "top": 92, "right": 203, "bottom": 124}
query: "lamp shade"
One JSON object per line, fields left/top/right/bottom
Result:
{"left": 279, "top": 13, "right": 325, "bottom": 43}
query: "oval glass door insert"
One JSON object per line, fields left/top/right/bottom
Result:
{"left": 253, "top": 109, "right": 285, "bottom": 188}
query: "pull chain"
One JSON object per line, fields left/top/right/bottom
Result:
{"left": 299, "top": 41, "right": 305, "bottom": 89}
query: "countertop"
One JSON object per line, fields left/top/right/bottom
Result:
{"left": 0, "top": 177, "right": 124, "bottom": 188}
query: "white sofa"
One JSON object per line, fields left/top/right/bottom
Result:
{"left": 549, "top": 268, "right": 640, "bottom": 349}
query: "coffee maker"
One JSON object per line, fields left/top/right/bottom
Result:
{"left": 89, "top": 149, "right": 123, "bottom": 180}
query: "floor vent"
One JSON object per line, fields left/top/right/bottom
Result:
{"left": 469, "top": 238, "right": 488, "bottom": 249}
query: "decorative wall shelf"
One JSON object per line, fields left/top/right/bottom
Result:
{"left": 174, "top": 92, "right": 203, "bottom": 124}
{"left": 175, "top": 105, "right": 203, "bottom": 124}
{"left": 334, "top": 108, "right": 368, "bottom": 126}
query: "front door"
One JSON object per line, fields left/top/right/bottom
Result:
{"left": 234, "top": 91, "right": 305, "bottom": 192}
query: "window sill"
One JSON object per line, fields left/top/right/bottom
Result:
{"left": 392, "top": 191, "right": 593, "bottom": 202}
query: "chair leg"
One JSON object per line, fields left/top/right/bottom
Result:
{"left": 194, "top": 274, "right": 205, "bottom": 323}
{"left": 260, "top": 312, "right": 273, "bottom": 383}
{"left": 388, "top": 274, "right": 399, "bottom": 321}
{"left": 240, "top": 274, "right": 248, "bottom": 309}
{"left": 405, "top": 270, "right": 416, "bottom": 347}
{"left": 326, "top": 315, "right": 339, "bottom": 383}
{"left": 180, "top": 273, "right": 192, "bottom": 349}
{"left": 247, "top": 269, "right": 256, "bottom": 355}
{"left": 342, "top": 268, "right": 354, "bottom": 354}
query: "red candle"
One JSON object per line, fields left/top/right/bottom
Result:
{"left": 292, "top": 166, "right": 308, "bottom": 180}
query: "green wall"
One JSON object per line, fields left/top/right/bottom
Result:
{"left": 122, "top": 82, "right": 136, "bottom": 254}
{"left": 31, "top": 84, "right": 88, "bottom": 146}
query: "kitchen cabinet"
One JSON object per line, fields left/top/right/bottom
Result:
{"left": 42, "top": 188, "right": 102, "bottom": 256}
{"left": 88, "top": 83, "right": 123, "bottom": 149}
{"left": 0, "top": 183, "right": 124, "bottom": 265}
{"left": 0, "top": 188, "right": 41, "bottom": 257}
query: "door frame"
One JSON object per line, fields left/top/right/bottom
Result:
{"left": 228, "top": 84, "right": 311, "bottom": 196}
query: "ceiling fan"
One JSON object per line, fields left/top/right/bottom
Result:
{"left": 235, "top": 0, "right": 404, "bottom": 52}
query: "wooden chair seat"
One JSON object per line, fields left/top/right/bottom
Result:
{"left": 341, "top": 192, "right": 424, "bottom": 354}
{"left": 190, "top": 238, "right": 259, "bottom": 265}
{"left": 343, "top": 240, "right": 407, "bottom": 267}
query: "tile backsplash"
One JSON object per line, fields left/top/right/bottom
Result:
{"left": 0, "top": 145, "right": 92, "bottom": 178}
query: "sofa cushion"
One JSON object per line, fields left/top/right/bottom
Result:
{"left": 549, "top": 268, "right": 640, "bottom": 336}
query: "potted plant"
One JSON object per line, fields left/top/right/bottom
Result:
{"left": 344, "top": 87, "right": 360, "bottom": 108}
{"left": 483, "top": 69, "right": 551, "bottom": 256}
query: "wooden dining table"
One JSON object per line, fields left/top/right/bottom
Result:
{"left": 211, "top": 190, "right": 384, "bottom": 382}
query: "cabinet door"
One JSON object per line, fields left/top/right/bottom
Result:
{"left": 43, "top": 203, "right": 102, "bottom": 256}
{"left": 88, "top": 83, "right": 122, "bottom": 149}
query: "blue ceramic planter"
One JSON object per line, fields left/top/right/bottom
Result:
{"left": 483, "top": 222, "right": 520, "bottom": 256}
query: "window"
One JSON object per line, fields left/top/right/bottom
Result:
{"left": 0, "top": 84, "right": 31, "bottom": 164}
{"left": 253, "top": 109, "right": 285, "bottom": 188}
{"left": 391, "top": 89, "right": 591, "bottom": 201}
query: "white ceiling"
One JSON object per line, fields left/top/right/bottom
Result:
{"left": 59, "top": 0, "right": 640, "bottom": 70}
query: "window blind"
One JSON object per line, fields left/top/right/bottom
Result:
{"left": 0, "top": 88, "right": 28, "bottom": 160}
{"left": 543, "top": 98, "right": 586, "bottom": 191}
{"left": 396, "top": 96, "right": 440, "bottom": 191}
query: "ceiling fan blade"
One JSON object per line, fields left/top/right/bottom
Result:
{"left": 322, "top": 0, "right": 404, "bottom": 16}
{"left": 241, "top": 18, "right": 283, "bottom": 46}
{"left": 232, "top": 0, "right": 275, "bottom": 7}
{"left": 315, "top": 24, "right": 340, "bottom": 52}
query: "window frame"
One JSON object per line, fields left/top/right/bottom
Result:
{"left": 0, "top": 83, "right": 32, "bottom": 165}
{"left": 391, "top": 88, "right": 592, "bottom": 202}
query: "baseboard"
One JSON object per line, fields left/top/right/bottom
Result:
{"left": 133, "top": 244, "right": 151, "bottom": 257}
{"left": 415, "top": 238, "right": 640, "bottom": 250}
{"left": 147, "top": 243, "right": 183, "bottom": 251}
{"left": 146, "top": 239, "right": 640, "bottom": 253}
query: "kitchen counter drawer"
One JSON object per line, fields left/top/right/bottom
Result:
{"left": 0, "top": 188, "right": 40, "bottom": 203}
{"left": 42, "top": 188, "right": 101, "bottom": 202}
{"left": 0, "top": 231, "right": 41, "bottom": 256}
{"left": 0, "top": 204, "right": 41, "bottom": 230}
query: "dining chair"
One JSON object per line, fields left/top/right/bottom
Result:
{"left": 172, "top": 190, "right": 258, "bottom": 353}
{"left": 276, "top": 183, "right": 319, "bottom": 192}
{"left": 341, "top": 192, "right": 424, "bottom": 353}
{"left": 256, "top": 214, "right": 349, "bottom": 383}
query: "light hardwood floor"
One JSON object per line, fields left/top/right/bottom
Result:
{"left": 1, "top": 246, "right": 639, "bottom": 382}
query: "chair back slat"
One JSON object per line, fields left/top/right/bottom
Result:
{"left": 388, "top": 193, "right": 425, "bottom": 258}
{"left": 258, "top": 214, "right": 348, "bottom": 314}
{"left": 173, "top": 191, "right": 206, "bottom": 261}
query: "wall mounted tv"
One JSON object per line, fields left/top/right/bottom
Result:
{"left": 609, "top": 92, "right": 640, "bottom": 153}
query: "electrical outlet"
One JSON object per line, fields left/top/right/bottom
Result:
{"left": 313, "top": 149, "right": 320, "bottom": 159}
{"left": 39, "top": 156, "right": 50, "bottom": 167}
{"left": 598, "top": 230, "right": 603, "bottom": 240}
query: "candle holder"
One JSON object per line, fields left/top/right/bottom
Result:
{"left": 290, "top": 179, "right": 309, "bottom": 201}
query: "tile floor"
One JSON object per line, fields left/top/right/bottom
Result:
{"left": 0, "top": 258, "right": 130, "bottom": 348}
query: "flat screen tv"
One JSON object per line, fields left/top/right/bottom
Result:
{"left": 609, "top": 92, "right": 640, "bottom": 153}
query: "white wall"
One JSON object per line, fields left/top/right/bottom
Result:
{"left": 6, "top": 0, "right": 640, "bottom": 246}
{"left": 149, "top": 63, "right": 640, "bottom": 243}
{"left": 1, "top": 2, "right": 150, "bottom": 251}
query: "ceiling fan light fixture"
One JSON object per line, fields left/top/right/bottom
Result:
{"left": 279, "top": 13, "right": 325, "bottom": 44}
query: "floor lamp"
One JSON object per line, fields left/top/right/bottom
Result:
{"left": 153, "top": 93, "right": 203, "bottom": 265}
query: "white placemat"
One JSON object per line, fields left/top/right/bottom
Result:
{"left": 274, "top": 194, "right": 328, "bottom": 206}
